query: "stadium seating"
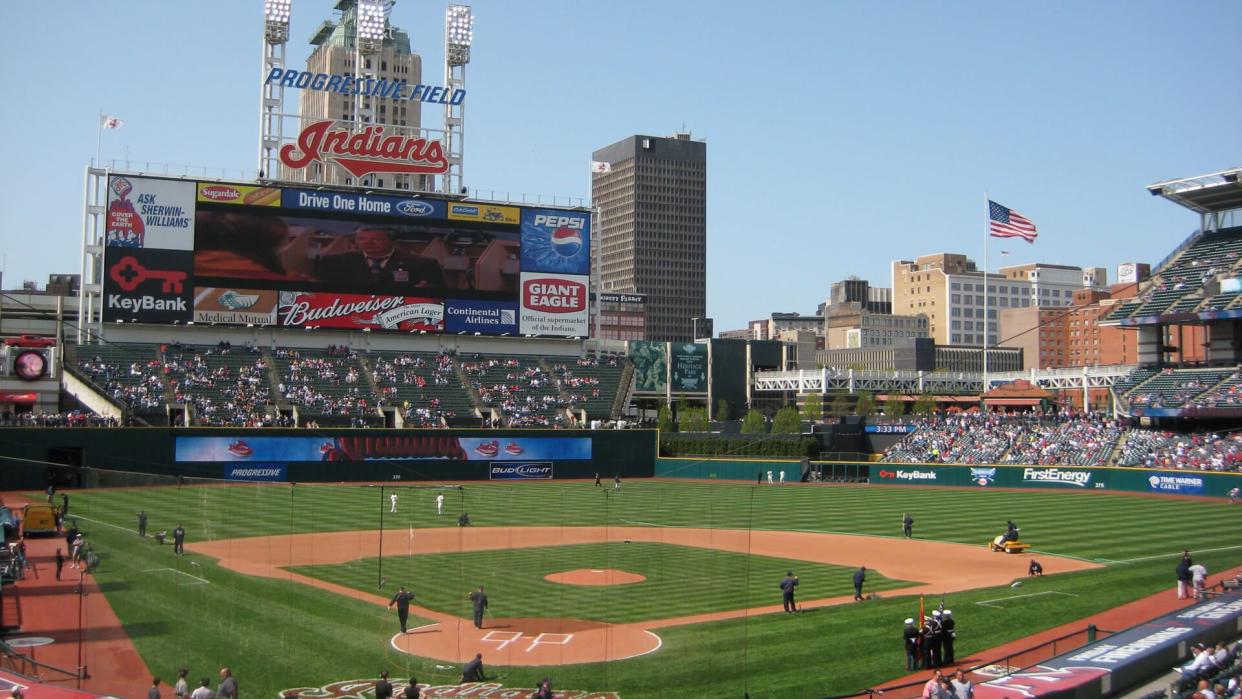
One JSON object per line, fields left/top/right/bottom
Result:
{"left": 1106, "top": 227, "right": 1242, "bottom": 321}
{"left": 1125, "top": 368, "right": 1235, "bottom": 409}
{"left": 367, "top": 351, "right": 474, "bottom": 426}
{"left": 274, "top": 347, "right": 382, "bottom": 425}
{"left": 1116, "top": 429, "right": 1242, "bottom": 470}
{"left": 72, "top": 343, "right": 170, "bottom": 417}
{"left": 463, "top": 354, "right": 572, "bottom": 427}
{"left": 999, "top": 414, "right": 1123, "bottom": 466}
{"left": 164, "top": 344, "right": 274, "bottom": 426}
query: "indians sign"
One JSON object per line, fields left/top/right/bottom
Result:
{"left": 279, "top": 120, "right": 449, "bottom": 177}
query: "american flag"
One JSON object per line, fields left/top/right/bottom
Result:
{"left": 988, "top": 200, "right": 1037, "bottom": 243}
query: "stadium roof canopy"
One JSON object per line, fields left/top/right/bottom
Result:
{"left": 1147, "top": 167, "right": 1242, "bottom": 214}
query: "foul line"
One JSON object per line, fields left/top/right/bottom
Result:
{"left": 975, "top": 590, "right": 1076, "bottom": 608}
{"left": 1108, "top": 543, "right": 1242, "bottom": 565}
{"left": 71, "top": 514, "right": 135, "bottom": 534}
{"left": 143, "top": 567, "right": 209, "bottom": 585}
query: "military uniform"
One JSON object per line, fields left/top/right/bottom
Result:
{"left": 903, "top": 618, "right": 921, "bottom": 671}
{"left": 940, "top": 610, "right": 956, "bottom": 665}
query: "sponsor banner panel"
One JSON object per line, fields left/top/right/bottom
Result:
{"left": 224, "top": 464, "right": 288, "bottom": 481}
{"left": 1020, "top": 467, "right": 1097, "bottom": 488}
{"left": 489, "top": 462, "right": 554, "bottom": 480}
{"left": 102, "top": 248, "right": 194, "bottom": 323}
{"left": 670, "top": 343, "right": 708, "bottom": 392}
{"left": 519, "top": 207, "right": 590, "bottom": 275}
{"left": 280, "top": 188, "right": 445, "bottom": 219}
{"left": 196, "top": 182, "right": 282, "bottom": 206}
{"left": 444, "top": 299, "right": 518, "bottom": 334}
{"left": 278, "top": 292, "right": 443, "bottom": 331}
{"left": 519, "top": 272, "right": 589, "bottom": 337}
{"left": 459, "top": 437, "right": 591, "bottom": 462}
{"left": 873, "top": 467, "right": 943, "bottom": 483}
{"left": 447, "top": 202, "right": 520, "bottom": 224}
{"left": 1145, "top": 472, "right": 1204, "bottom": 495}
{"left": 176, "top": 436, "right": 335, "bottom": 463}
{"left": 106, "top": 176, "right": 196, "bottom": 250}
{"left": 193, "top": 287, "right": 279, "bottom": 325}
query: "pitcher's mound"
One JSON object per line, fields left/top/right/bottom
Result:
{"left": 545, "top": 568, "right": 646, "bottom": 586}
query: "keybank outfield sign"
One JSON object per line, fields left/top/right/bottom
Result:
{"left": 865, "top": 464, "right": 1236, "bottom": 498}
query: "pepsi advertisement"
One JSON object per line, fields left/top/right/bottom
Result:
{"left": 520, "top": 208, "right": 590, "bottom": 275}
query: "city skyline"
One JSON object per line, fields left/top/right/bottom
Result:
{"left": 0, "top": 1, "right": 1239, "bottom": 334}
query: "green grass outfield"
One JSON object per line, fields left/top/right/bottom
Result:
{"left": 51, "top": 480, "right": 1242, "bottom": 698}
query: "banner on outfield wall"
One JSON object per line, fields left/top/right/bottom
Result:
{"left": 224, "top": 464, "right": 288, "bottom": 481}
{"left": 864, "top": 464, "right": 1242, "bottom": 497}
{"left": 177, "top": 435, "right": 592, "bottom": 463}
{"left": 488, "top": 462, "right": 553, "bottom": 480}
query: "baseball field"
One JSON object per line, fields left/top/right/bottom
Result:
{"left": 44, "top": 477, "right": 1242, "bottom": 698}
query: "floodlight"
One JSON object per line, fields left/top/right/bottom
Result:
{"left": 357, "top": 0, "right": 388, "bottom": 42}
{"left": 264, "top": 0, "right": 291, "bottom": 24}
{"left": 446, "top": 5, "right": 474, "bottom": 46}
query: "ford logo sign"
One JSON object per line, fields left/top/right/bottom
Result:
{"left": 396, "top": 200, "right": 434, "bottom": 216}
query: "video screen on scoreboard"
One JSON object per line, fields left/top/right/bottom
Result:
{"left": 100, "top": 175, "right": 592, "bottom": 337}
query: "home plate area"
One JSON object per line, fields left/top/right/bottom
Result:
{"left": 390, "top": 617, "right": 662, "bottom": 665}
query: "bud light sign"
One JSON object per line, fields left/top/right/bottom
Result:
{"left": 489, "top": 462, "right": 554, "bottom": 480}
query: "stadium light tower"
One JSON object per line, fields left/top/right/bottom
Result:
{"left": 258, "top": 0, "right": 292, "bottom": 180}
{"left": 352, "top": 0, "right": 390, "bottom": 186}
{"left": 443, "top": 4, "right": 472, "bottom": 195}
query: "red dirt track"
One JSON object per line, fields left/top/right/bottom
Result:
{"left": 190, "top": 526, "right": 1101, "bottom": 666}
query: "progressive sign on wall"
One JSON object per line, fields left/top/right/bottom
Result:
{"left": 519, "top": 272, "right": 588, "bottom": 336}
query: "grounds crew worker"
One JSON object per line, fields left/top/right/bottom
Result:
{"left": 780, "top": 571, "right": 799, "bottom": 613}
{"left": 468, "top": 586, "right": 488, "bottom": 629}
{"left": 902, "top": 512, "right": 914, "bottom": 539}
{"left": 903, "top": 618, "right": 921, "bottom": 671}
{"left": 940, "top": 609, "right": 956, "bottom": 665}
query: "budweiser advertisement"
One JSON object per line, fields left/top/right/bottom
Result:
{"left": 193, "top": 287, "right": 279, "bottom": 325}
{"left": 106, "top": 176, "right": 196, "bottom": 250}
{"left": 519, "top": 272, "right": 589, "bottom": 337}
{"left": 279, "top": 120, "right": 449, "bottom": 177}
{"left": 278, "top": 292, "right": 444, "bottom": 332}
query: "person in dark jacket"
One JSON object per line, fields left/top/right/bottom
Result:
{"left": 903, "top": 512, "right": 914, "bottom": 539}
{"left": 1176, "top": 553, "right": 1193, "bottom": 600}
{"left": 853, "top": 566, "right": 867, "bottom": 601}
{"left": 468, "top": 586, "right": 489, "bottom": 629}
{"left": 460, "top": 654, "right": 486, "bottom": 683}
{"left": 375, "top": 671, "right": 393, "bottom": 699}
{"left": 940, "top": 610, "right": 956, "bottom": 665}
{"left": 389, "top": 586, "right": 415, "bottom": 633}
{"left": 780, "top": 571, "right": 799, "bottom": 613}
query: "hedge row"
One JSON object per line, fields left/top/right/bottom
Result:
{"left": 659, "top": 434, "right": 819, "bottom": 458}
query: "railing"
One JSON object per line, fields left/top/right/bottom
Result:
{"left": 820, "top": 625, "right": 1113, "bottom": 699}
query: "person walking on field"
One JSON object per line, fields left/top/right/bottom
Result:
{"left": 779, "top": 469, "right": 786, "bottom": 484}
{"left": 903, "top": 512, "right": 914, "bottom": 539}
{"left": 613, "top": 474, "right": 621, "bottom": 490}
{"left": 390, "top": 492, "right": 399, "bottom": 514}
{"left": 468, "top": 586, "right": 489, "bottom": 629}
{"left": 55, "top": 548, "right": 65, "bottom": 581}
{"left": 780, "top": 571, "right": 799, "bottom": 613}
{"left": 853, "top": 566, "right": 867, "bottom": 601}
{"left": 173, "top": 524, "right": 186, "bottom": 556}
{"left": 389, "top": 586, "right": 415, "bottom": 633}
{"left": 137, "top": 510, "right": 147, "bottom": 537}
{"left": 216, "top": 667, "right": 238, "bottom": 699}
{"left": 435, "top": 493, "right": 444, "bottom": 516}
{"left": 766, "top": 470, "right": 774, "bottom": 485}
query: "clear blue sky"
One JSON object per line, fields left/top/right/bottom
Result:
{"left": 1, "top": 1, "right": 1239, "bottom": 333}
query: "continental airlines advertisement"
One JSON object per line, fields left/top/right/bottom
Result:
{"left": 101, "top": 174, "right": 589, "bottom": 337}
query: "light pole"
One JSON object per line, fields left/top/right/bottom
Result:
{"left": 258, "top": 0, "right": 292, "bottom": 180}
{"left": 353, "top": 0, "right": 390, "bottom": 189}
{"left": 443, "top": 5, "right": 473, "bottom": 195}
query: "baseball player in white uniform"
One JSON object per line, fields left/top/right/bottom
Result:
{"left": 436, "top": 493, "right": 445, "bottom": 515}
{"left": 390, "top": 493, "right": 399, "bottom": 513}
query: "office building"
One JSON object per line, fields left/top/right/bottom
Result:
{"left": 591, "top": 133, "right": 707, "bottom": 342}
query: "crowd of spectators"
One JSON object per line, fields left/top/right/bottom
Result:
{"left": 1116, "top": 430, "right": 1242, "bottom": 471}
{"left": 881, "top": 412, "right": 1029, "bottom": 464}
{"left": 1000, "top": 413, "right": 1123, "bottom": 466}
{"left": 0, "top": 411, "right": 119, "bottom": 427}
{"left": 278, "top": 349, "right": 375, "bottom": 417}
{"left": 165, "top": 347, "right": 273, "bottom": 427}
{"left": 78, "top": 354, "right": 167, "bottom": 411}
{"left": 465, "top": 358, "right": 573, "bottom": 427}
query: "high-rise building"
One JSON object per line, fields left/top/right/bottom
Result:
{"left": 591, "top": 133, "right": 707, "bottom": 342}
{"left": 891, "top": 252, "right": 1108, "bottom": 347}
{"left": 291, "top": 1, "right": 423, "bottom": 189}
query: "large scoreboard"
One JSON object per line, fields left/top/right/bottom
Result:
{"left": 101, "top": 174, "right": 591, "bottom": 338}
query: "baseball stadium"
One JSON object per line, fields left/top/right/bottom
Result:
{"left": 3, "top": 3, "right": 1242, "bottom": 699}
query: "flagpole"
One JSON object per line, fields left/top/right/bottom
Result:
{"left": 95, "top": 109, "right": 103, "bottom": 167}
{"left": 983, "top": 192, "right": 990, "bottom": 401}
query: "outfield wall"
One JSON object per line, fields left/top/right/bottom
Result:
{"left": 0, "top": 428, "right": 657, "bottom": 488}
{"left": 655, "top": 457, "right": 804, "bottom": 481}
{"left": 860, "top": 462, "right": 1242, "bottom": 498}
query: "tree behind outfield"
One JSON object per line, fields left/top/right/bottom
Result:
{"left": 741, "top": 409, "right": 768, "bottom": 434}
{"left": 801, "top": 393, "right": 823, "bottom": 422}
{"left": 854, "top": 391, "right": 876, "bottom": 417}
{"left": 912, "top": 392, "right": 936, "bottom": 415}
{"left": 716, "top": 399, "right": 731, "bottom": 422}
{"left": 658, "top": 404, "right": 675, "bottom": 432}
{"left": 771, "top": 406, "right": 801, "bottom": 434}
{"left": 682, "top": 406, "right": 710, "bottom": 432}
{"left": 884, "top": 394, "right": 906, "bottom": 417}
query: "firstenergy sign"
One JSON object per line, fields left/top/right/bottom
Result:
{"left": 1022, "top": 467, "right": 1093, "bottom": 487}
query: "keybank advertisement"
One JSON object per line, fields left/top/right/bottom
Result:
{"left": 459, "top": 437, "right": 592, "bottom": 461}
{"left": 102, "top": 248, "right": 195, "bottom": 324}
{"left": 520, "top": 208, "right": 590, "bottom": 275}
{"left": 177, "top": 436, "right": 335, "bottom": 463}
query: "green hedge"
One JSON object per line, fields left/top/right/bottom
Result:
{"left": 659, "top": 433, "right": 818, "bottom": 458}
